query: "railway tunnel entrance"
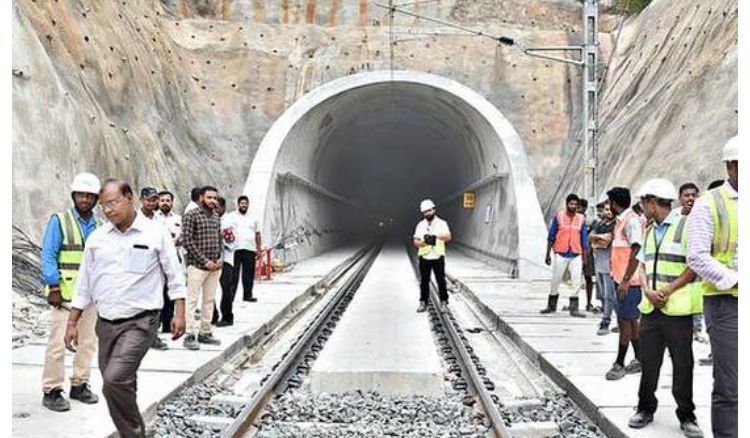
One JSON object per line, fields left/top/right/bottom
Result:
{"left": 244, "top": 71, "right": 548, "bottom": 279}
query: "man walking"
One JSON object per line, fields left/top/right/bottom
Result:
{"left": 181, "top": 186, "right": 223, "bottom": 349}
{"left": 40, "top": 173, "right": 102, "bottom": 411}
{"left": 64, "top": 179, "right": 186, "bottom": 438}
{"left": 413, "top": 199, "right": 452, "bottom": 312}
{"left": 540, "top": 193, "right": 588, "bottom": 317}
{"left": 156, "top": 190, "right": 182, "bottom": 334}
{"left": 225, "top": 195, "right": 262, "bottom": 304}
{"left": 590, "top": 197, "right": 616, "bottom": 335}
{"left": 627, "top": 179, "right": 703, "bottom": 437}
{"left": 687, "top": 136, "right": 738, "bottom": 438}
{"left": 605, "top": 186, "right": 645, "bottom": 380}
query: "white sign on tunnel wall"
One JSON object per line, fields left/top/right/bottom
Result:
{"left": 484, "top": 203, "right": 493, "bottom": 224}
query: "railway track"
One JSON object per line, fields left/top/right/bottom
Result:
{"left": 150, "top": 245, "right": 605, "bottom": 438}
{"left": 221, "top": 244, "right": 382, "bottom": 437}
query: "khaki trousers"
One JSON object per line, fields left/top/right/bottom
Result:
{"left": 186, "top": 266, "right": 220, "bottom": 335}
{"left": 42, "top": 304, "right": 97, "bottom": 393}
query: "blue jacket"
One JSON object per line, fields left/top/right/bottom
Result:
{"left": 41, "top": 208, "right": 98, "bottom": 287}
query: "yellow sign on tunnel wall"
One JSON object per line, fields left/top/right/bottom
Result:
{"left": 462, "top": 192, "right": 476, "bottom": 209}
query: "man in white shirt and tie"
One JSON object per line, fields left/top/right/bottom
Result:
{"left": 64, "top": 179, "right": 186, "bottom": 438}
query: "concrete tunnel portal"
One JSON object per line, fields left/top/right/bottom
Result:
{"left": 244, "top": 71, "right": 549, "bottom": 279}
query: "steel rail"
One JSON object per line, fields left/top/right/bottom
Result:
{"left": 407, "top": 247, "right": 512, "bottom": 438}
{"left": 221, "top": 244, "right": 381, "bottom": 438}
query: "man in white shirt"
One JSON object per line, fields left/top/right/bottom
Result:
{"left": 183, "top": 186, "right": 201, "bottom": 215}
{"left": 412, "top": 199, "right": 452, "bottom": 312}
{"left": 137, "top": 186, "right": 170, "bottom": 351}
{"left": 216, "top": 197, "right": 238, "bottom": 326}
{"left": 64, "top": 179, "right": 186, "bottom": 438}
{"left": 155, "top": 190, "right": 183, "bottom": 341}
{"left": 224, "top": 196, "right": 262, "bottom": 305}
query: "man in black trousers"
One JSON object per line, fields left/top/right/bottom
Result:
{"left": 224, "top": 196, "right": 262, "bottom": 309}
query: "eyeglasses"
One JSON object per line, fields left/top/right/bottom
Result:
{"left": 101, "top": 197, "right": 127, "bottom": 210}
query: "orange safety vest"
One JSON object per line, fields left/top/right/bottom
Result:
{"left": 610, "top": 208, "right": 645, "bottom": 286}
{"left": 553, "top": 211, "right": 585, "bottom": 255}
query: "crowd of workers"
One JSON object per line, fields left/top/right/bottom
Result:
{"left": 39, "top": 177, "right": 261, "bottom": 437}
{"left": 541, "top": 137, "right": 738, "bottom": 438}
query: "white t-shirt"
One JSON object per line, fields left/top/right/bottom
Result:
{"left": 184, "top": 201, "right": 198, "bottom": 215}
{"left": 413, "top": 216, "right": 451, "bottom": 260}
{"left": 225, "top": 210, "right": 260, "bottom": 252}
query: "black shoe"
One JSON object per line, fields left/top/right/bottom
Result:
{"left": 198, "top": 333, "right": 221, "bottom": 345}
{"left": 698, "top": 355, "right": 713, "bottom": 366}
{"left": 69, "top": 383, "right": 99, "bottom": 404}
{"left": 42, "top": 389, "right": 70, "bottom": 412}
{"left": 216, "top": 320, "right": 234, "bottom": 327}
{"left": 569, "top": 297, "right": 586, "bottom": 318}
{"left": 628, "top": 411, "right": 654, "bottom": 428}
{"left": 540, "top": 295, "right": 559, "bottom": 314}
{"left": 151, "top": 336, "right": 168, "bottom": 350}
{"left": 183, "top": 334, "right": 199, "bottom": 350}
{"left": 244, "top": 297, "right": 258, "bottom": 302}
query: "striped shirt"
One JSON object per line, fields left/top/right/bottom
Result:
{"left": 686, "top": 181, "right": 738, "bottom": 291}
{"left": 182, "top": 206, "right": 222, "bottom": 269}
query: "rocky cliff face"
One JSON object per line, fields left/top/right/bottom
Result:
{"left": 594, "top": 0, "right": 737, "bottom": 198}
{"left": 12, "top": 0, "right": 737, "bottom": 239}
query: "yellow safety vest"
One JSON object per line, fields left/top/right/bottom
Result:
{"left": 47, "top": 209, "right": 100, "bottom": 301}
{"left": 639, "top": 213, "right": 701, "bottom": 316}
{"left": 417, "top": 219, "right": 447, "bottom": 258}
{"left": 701, "top": 186, "right": 738, "bottom": 297}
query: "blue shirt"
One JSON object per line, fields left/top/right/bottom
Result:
{"left": 547, "top": 214, "right": 589, "bottom": 258}
{"left": 41, "top": 208, "right": 99, "bottom": 286}
{"left": 637, "top": 209, "right": 680, "bottom": 262}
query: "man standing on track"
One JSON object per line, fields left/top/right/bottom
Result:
{"left": 413, "top": 199, "right": 452, "bottom": 313}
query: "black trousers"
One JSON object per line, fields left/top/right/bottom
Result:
{"left": 159, "top": 285, "right": 174, "bottom": 333}
{"left": 704, "top": 295, "right": 738, "bottom": 438}
{"left": 637, "top": 310, "right": 696, "bottom": 422}
{"left": 232, "top": 250, "right": 257, "bottom": 301}
{"left": 219, "top": 262, "right": 237, "bottom": 322}
{"left": 419, "top": 256, "right": 448, "bottom": 303}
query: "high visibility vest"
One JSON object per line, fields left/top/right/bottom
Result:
{"left": 701, "top": 186, "right": 738, "bottom": 297}
{"left": 553, "top": 211, "right": 584, "bottom": 255}
{"left": 417, "top": 219, "right": 447, "bottom": 258}
{"left": 47, "top": 209, "right": 100, "bottom": 301}
{"left": 610, "top": 208, "right": 644, "bottom": 286}
{"left": 639, "top": 214, "right": 701, "bottom": 315}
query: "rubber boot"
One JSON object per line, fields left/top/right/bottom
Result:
{"left": 569, "top": 297, "right": 586, "bottom": 318}
{"left": 540, "top": 294, "right": 559, "bottom": 314}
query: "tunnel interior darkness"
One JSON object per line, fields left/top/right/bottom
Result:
{"left": 249, "top": 73, "right": 547, "bottom": 278}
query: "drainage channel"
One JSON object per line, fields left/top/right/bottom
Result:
{"left": 444, "top": 274, "right": 609, "bottom": 438}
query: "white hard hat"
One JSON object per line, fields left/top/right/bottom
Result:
{"left": 637, "top": 178, "right": 678, "bottom": 200}
{"left": 70, "top": 173, "right": 101, "bottom": 195}
{"left": 419, "top": 199, "right": 436, "bottom": 212}
{"left": 722, "top": 135, "right": 738, "bottom": 161}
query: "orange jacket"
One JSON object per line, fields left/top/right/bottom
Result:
{"left": 553, "top": 211, "right": 585, "bottom": 255}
